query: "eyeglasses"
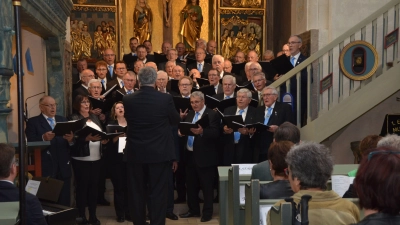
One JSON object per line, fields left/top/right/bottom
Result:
{"left": 96, "top": 68, "right": 107, "bottom": 71}
{"left": 179, "top": 83, "right": 191, "bottom": 87}
{"left": 90, "top": 86, "right": 102, "bottom": 89}
{"left": 368, "top": 150, "right": 400, "bottom": 161}
{"left": 41, "top": 104, "right": 57, "bottom": 108}
{"left": 115, "top": 68, "right": 126, "bottom": 71}
{"left": 81, "top": 101, "right": 90, "bottom": 104}
{"left": 190, "top": 100, "right": 202, "bottom": 105}
{"left": 104, "top": 54, "right": 115, "bottom": 57}
{"left": 284, "top": 168, "right": 289, "bottom": 176}
{"left": 288, "top": 41, "right": 301, "bottom": 45}
{"left": 253, "top": 79, "right": 265, "bottom": 83}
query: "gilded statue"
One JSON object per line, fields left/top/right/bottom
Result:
{"left": 81, "top": 24, "right": 93, "bottom": 58}
{"left": 180, "top": 0, "right": 203, "bottom": 50}
{"left": 163, "top": 0, "right": 172, "bottom": 27}
{"left": 133, "top": 0, "right": 153, "bottom": 43}
{"left": 94, "top": 25, "right": 106, "bottom": 57}
{"left": 231, "top": 24, "right": 262, "bottom": 55}
{"left": 106, "top": 26, "right": 116, "bottom": 51}
{"left": 71, "top": 21, "right": 82, "bottom": 61}
{"left": 221, "top": 29, "right": 233, "bottom": 59}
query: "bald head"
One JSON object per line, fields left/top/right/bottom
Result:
{"left": 223, "top": 60, "right": 232, "bottom": 73}
{"left": 207, "top": 40, "right": 217, "bottom": 54}
{"left": 81, "top": 69, "right": 95, "bottom": 86}
{"left": 103, "top": 48, "right": 115, "bottom": 65}
{"left": 145, "top": 62, "right": 158, "bottom": 71}
{"left": 247, "top": 50, "right": 259, "bottom": 62}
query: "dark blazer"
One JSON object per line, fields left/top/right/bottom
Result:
{"left": 25, "top": 114, "right": 71, "bottom": 179}
{"left": 254, "top": 101, "right": 294, "bottom": 155}
{"left": 105, "top": 120, "right": 124, "bottom": 164}
{"left": 251, "top": 160, "right": 273, "bottom": 181}
{"left": 181, "top": 107, "right": 220, "bottom": 167}
{"left": 215, "top": 84, "right": 223, "bottom": 95}
{"left": 123, "top": 54, "right": 155, "bottom": 71}
{"left": 0, "top": 181, "right": 47, "bottom": 225}
{"left": 260, "top": 180, "right": 294, "bottom": 199}
{"left": 73, "top": 85, "right": 89, "bottom": 100}
{"left": 123, "top": 86, "right": 180, "bottom": 163}
{"left": 99, "top": 77, "right": 114, "bottom": 95}
{"left": 222, "top": 106, "right": 256, "bottom": 164}
{"left": 187, "top": 62, "right": 212, "bottom": 78}
{"left": 68, "top": 113, "right": 104, "bottom": 157}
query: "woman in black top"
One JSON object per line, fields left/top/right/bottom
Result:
{"left": 260, "top": 141, "right": 294, "bottom": 199}
{"left": 105, "top": 101, "right": 130, "bottom": 222}
{"left": 69, "top": 95, "right": 109, "bottom": 225}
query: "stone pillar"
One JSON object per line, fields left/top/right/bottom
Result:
{"left": 0, "top": 0, "right": 14, "bottom": 142}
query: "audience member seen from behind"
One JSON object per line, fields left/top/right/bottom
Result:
{"left": 251, "top": 122, "right": 300, "bottom": 182}
{"left": 0, "top": 143, "right": 47, "bottom": 225}
{"left": 267, "top": 142, "right": 360, "bottom": 225}
{"left": 343, "top": 134, "right": 382, "bottom": 198}
{"left": 352, "top": 147, "right": 400, "bottom": 225}
{"left": 260, "top": 141, "right": 294, "bottom": 199}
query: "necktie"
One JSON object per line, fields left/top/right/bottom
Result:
{"left": 126, "top": 90, "right": 132, "bottom": 94}
{"left": 291, "top": 57, "right": 296, "bottom": 66}
{"left": 108, "top": 65, "right": 113, "bottom": 77}
{"left": 198, "top": 63, "right": 203, "bottom": 72}
{"left": 187, "top": 112, "right": 200, "bottom": 148}
{"left": 120, "top": 80, "right": 124, "bottom": 87}
{"left": 264, "top": 108, "right": 273, "bottom": 125}
{"left": 101, "top": 79, "right": 105, "bottom": 89}
{"left": 47, "top": 117, "right": 55, "bottom": 130}
{"left": 225, "top": 96, "right": 230, "bottom": 99}
{"left": 214, "top": 86, "right": 217, "bottom": 94}
{"left": 234, "top": 109, "right": 244, "bottom": 143}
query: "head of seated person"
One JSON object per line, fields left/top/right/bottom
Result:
{"left": 353, "top": 147, "right": 400, "bottom": 224}
{"left": 276, "top": 142, "right": 360, "bottom": 224}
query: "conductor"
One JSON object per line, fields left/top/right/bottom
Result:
{"left": 123, "top": 67, "right": 180, "bottom": 225}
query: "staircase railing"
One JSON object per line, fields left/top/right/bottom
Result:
{"left": 272, "top": 0, "right": 400, "bottom": 139}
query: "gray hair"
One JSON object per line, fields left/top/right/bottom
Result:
{"left": 262, "top": 85, "right": 278, "bottom": 95}
{"left": 286, "top": 142, "right": 333, "bottom": 190}
{"left": 290, "top": 35, "right": 303, "bottom": 43}
{"left": 377, "top": 134, "right": 400, "bottom": 149}
{"left": 212, "top": 54, "right": 225, "bottom": 64}
{"left": 138, "top": 67, "right": 157, "bottom": 86}
{"left": 245, "top": 62, "right": 252, "bottom": 69}
{"left": 190, "top": 91, "right": 204, "bottom": 101}
{"left": 222, "top": 75, "right": 236, "bottom": 85}
{"left": 88, "top": 79, "right": 101, "bottom": 88}
{"left": 250, "top": 62, "right": 262, "bottom": 70}
{"left": 252, "top": 72, "right": 266, "bottom": 81}
{"left": 237, "top": 88, "right": 252, "bottom": 98}
{"left": 197, "top": 38, "right": 207, "bottom": 48}
{"left": 125, "top": 71, "right": 136, "bottom": 78}
{"left": 263, "top": 50, "right": 274, "bottom": 57}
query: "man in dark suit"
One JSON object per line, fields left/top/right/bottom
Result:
{"left": 178, "top": 91, "right": 220, "bottom": 222}
{"left": 252, "top": 71, "right": 272, "bottom": 106}
{"left": 213, "top": 75, "right": 236, "bottom": 100}
{"left": 288, "top": 35, "right": 308, "bottom": 126}
{"left": 251, "top": 122, "right": 300, "bottom": 181}
{"left": 95, "top": 60, "right": 113, "bottom": 95}
{"left": 158, "top": 49, "right": 186, "bottom": 73}
{"left": 222, "top": 88, "right": 257, "bottom": 164}
{"left": 211, "top": 54, "right": 225, "bottom": 78}
{"left": 186, "top": 48, "right": 212, "bottom": 78}
{"left": 106, "top": 61, "right": 128, "bottom": 93}
{"left": 123, "top": 67, "right": 180, "bottom": 225}
{"left": 122, "top": 37, "right": 139, "bottom": 70}
{"left": 73, "top": 58, "right": 87, "bottom": 90}
{"left": 206, "top": 40, "right": 217, "bottom": 57}
{"left": 253, "top": 86, "right": 294, "bottom": 162}
{"left": 103, "top": 48, "right": 117, "bottom": 80}
{"left": 25, "top": 96, "right": 74, "bottom": 206}
{"left": 207, "top": 69, "right": 223, "bottom": 95}
{"left": 0, "top": 143, "right": 47, "bottom": 225}
{"left": 73, "top": 69, "right": 94, "bottom": 100}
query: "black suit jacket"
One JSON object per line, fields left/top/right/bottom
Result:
{"left": 106, "top": 64, "right": 117, "bottom": 81}
{"left": 254, "top": 102, "right": 294, "bottom": 155}
{"left": 123, "top": 54, "right": 155, "bottom": 71}
{"left": 0, "top": 181, "right": 47, "bottom": 225}
{"left": 73, "top": 85, "right": 89, "bottom": 100}
{"left": 181, "top": 107, "right": 220, "bottom": 167}
{"left": 123, "top": 86, "right": 180, "bottom": 163}
{"left": 25, "top": 114, "right": 72, "bottom": 179}
{"left": 222, "top": 106, "right": 257, "bottom": 164}
{"left": 187, "top": 62, "right": 212, "bottom": 78}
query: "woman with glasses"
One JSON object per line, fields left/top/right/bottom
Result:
{"left": 352, "top": 147, "right": 400, "bottom": 225}
{"left": 104, "top": 102, "right": 130, "bottom": 222}
{"left": 260, "top": 141, "right": 294, "bottom": 199}
{"left": 267, "top": 142, "right": 360, "bottom": 225}
{"left": 69, "top": 95, "right": 109, "bottom": 225}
